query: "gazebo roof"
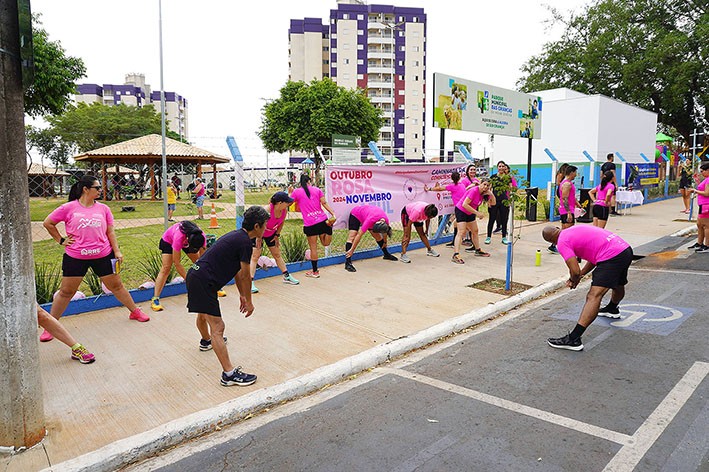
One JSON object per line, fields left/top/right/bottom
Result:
{"left": 27, "top": 163, "right": 70, "bottom": 176}
{"left": 73, "top": 134, "right": 230, "bottom": 164}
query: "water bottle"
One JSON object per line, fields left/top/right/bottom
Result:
{"left": 535, "top": 249, "right": 542, "bottom": 267}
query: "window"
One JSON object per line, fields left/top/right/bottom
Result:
{"left": 413, "top": 90, "right": 418, "bottom": 96}
{"left": 343, "top": 43, "right": 350, "bottom": 50}
{"left": 358, "top": 30, "right": 363, "bottom": 35}
{"left": 414, "top": 17, "right": 418, "bottom": 22}
{"left": 412, "top": 104, "right": 419, "bottom": 111}
{"left": 323, "top": 60, "right": 329, "bottom": 65}
{"left": 357, "top": 59, "right": 363, "bottom": 65}
{"left": 357, "top": 44, "right": 364, "bottom": 50}
{"left": 343, "top": 73, "right": 350, "bottom": 80}
{"left": 412, "top": 46, "right": 420, "bottom": 52}
{"left": 414, "top": 133, "right": 418, "bottom": 139}
{"left": 414, "top": 75, "right": 419, "bottom": 81}
{"left": 357, "top": 14, "right": 364, "bottom": 20}
{"left": 400, "top": 46, "right": 405, "bottom": 51}
{"left": 343, "top": 13, "right": 349, "bottom": 20}
{"left": 413, "top": 118, "right": 419, "bottom": 125}
{"left": 323, "top": 46, "right": 329, "bottom": 52}
{"left": 344, "top": 58, "right": 350, "bottom": 64}
{"left": 414, "top": 60, "right": 419, "bottom": 66}
{"left": 357, "top": 74, "right": 363, "bottom": 79}
{"left": 399, "top": 90, "right": 405, "bottom": 95}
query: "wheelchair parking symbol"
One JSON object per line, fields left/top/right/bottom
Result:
{"left": 607, "top": 304, "right": 693, "bottom": 335}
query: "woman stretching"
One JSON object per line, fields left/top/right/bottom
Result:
{"left": 452, "top": 179, "right": 495, "bottom": 264}
{"left": 425, "top": 170, "right": 466, "bottom": 248}
{"left": 588, "top": 171, "right": 615, "bottom": 229}
{"left": 41, "top": 175, "right": 149, "bottom": 342}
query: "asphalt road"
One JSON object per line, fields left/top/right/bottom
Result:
{"left": 133, "top": 236, "right": 708, "bottom": 472}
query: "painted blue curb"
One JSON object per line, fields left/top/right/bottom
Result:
{"left": 42, "top": 235, "right": 455, "bottom": 317}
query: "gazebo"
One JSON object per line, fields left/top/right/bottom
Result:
{"left": 27, "top": 163, "right": 70, "bottom": 197}
{"left": 73, "top": 134, "right": 230, "bottom": 200}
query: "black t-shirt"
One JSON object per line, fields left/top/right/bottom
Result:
{"left": 191, "top": 229, "right": 253, "bottom": 287}
{"left": 601, "top": 162, "right": 616, "bottom": 174}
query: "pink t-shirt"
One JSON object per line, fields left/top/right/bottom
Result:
{"left": 445, "top": 182, "right": 467, "bottom": 206}
{"left": 161, "top": 223, "right": 206, "bottom": 252}
{"left": 460, "top": 176, "right": 480, "bottom": 188}
{"left": 455, "top": 186, "right": 484, "bottom": 215}
{"left": 404, "top": 202, "right": 429, "bottom": 222}
{"left": 195, "top": 183, "right": 205, "bottom": 197}
{"left": 48, "top": 200, "right": 115, "bottom": 260}
{"left": 350, "top": 205, "right": 388, "bottom": 233}
{"left": 264, "top": 203, "right": 287, "bottom": 237}
{"left": 557, "top": 225, "right": 630, "bottom": 265}
{"left": 558, "top": 179, "right": 577, "bottom": 215}
{"left": 594, "top": 183, "right": 615, "bottom": 207}
{"left": 697, "top": 177, "right": 709, "bottom": 218}
{"left": 290, "top": 185, "right": 327, "bottom": 227}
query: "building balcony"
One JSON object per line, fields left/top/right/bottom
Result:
{"left": 369, "top": 95, "right": 393, "bottom": 103}
{"left": 368, "top": 36, "right": 394, "bottom": 45}
{"left": 367, "top": 80, "right": 394, "bottom": 88}
{"left": 368, "top": 51, "right": 394, "bottom": 60}
{"left": 367, "top": 66, "right": 393, "bottom": 74}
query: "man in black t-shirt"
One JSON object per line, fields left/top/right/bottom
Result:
{"left": 186, "top": 205, "right": 269, "bottom": 387}
{"left": 601, "top": 153, "right": 620, "bottom": 215}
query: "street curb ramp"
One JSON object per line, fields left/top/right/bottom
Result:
{"left": 44, "top": 277, "right": 567, "bottom": 472}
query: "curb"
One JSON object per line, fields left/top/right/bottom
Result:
{"left": 670, "top": 225, "right": 697, "bottom": 237}
{"left": 44, "top": 276, "right": 566, "bottom": 472}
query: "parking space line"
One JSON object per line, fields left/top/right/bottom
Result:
{"left": 602, "top": 361, "right": 709, "bottom": 472}
{"left": 630, "top": 267, "right": 709, "bottom": 276}
{"left": 379, "top": 367, "right": 633, "bottom": 445}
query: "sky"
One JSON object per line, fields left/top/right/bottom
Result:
{"left": 30, "top": 0, "right": 590, "bottom": 167}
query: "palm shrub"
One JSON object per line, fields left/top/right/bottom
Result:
{"left": 279, "top": 232, "right": 308, "bottom": 263}
{"left": 135, "top": 246, "right": 176, "bottom": 282}
{"left": 85, "top": 269, "right": 103, "bottom": 296}
{"left": 35, "top": 262, "right": 62, "bottom": 304}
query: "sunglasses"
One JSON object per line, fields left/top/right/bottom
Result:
{"left": 90, "top": 185, "right": 101, "bottom": 190}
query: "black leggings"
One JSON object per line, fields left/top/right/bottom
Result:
{"left": 487, "top": 204, "right": 510, "bottom": 237}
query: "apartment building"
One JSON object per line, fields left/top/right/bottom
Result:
{"left": 75, "top": 73, "right": 189, "bottom": 140}
{"left": 289, "top": 0, "right": 426, "bottom": 161}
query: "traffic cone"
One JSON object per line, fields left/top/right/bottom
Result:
{"left": 208, "top": 203, "right": 220, "bottom": 229}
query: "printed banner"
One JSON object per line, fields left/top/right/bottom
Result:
{"left": 625, "top": 163, "right": 659, "bottom": 189}
{"left": 432, "top": 72, "right": 542, "bottom": 139}
{"left": 325, "top": 164, "right": 466, "bottom": 229}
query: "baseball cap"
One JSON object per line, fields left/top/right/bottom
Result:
{"left": 271, "top": 191, "right": 294, "bottom": 204}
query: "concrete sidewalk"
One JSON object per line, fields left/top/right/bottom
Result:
{"left": 2, "top": 197, "right": 694, "bottom": 471}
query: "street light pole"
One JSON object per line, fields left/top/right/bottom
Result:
{"left": 158, "top": 0, "right": 168, "bottom": 230}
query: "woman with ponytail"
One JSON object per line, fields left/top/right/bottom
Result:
{"left": 289, "top": 173, "right": 336, "bottom": 278}
{"left": 589, "top": 170, "right": 615, "bottom": 229}
{"left": 151, "top": 220, "right": 207, "bottom": 311}
{"left": 41, "top": 175, "right": 150, "bottom": 342}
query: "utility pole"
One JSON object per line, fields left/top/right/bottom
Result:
{"left": 0, "top": 0, "right": 46, "bottom": 451}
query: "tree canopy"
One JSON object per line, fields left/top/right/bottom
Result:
{"left": 24, "top": 20, "right": 86, "bottom": 117}
{"left": 258, "top": 78, "right": 383, "bottom": 164}
{"left": 45, "top": 102, "right": 181, "bottom": 153}
{"left": 517, "top": 0, "right": 708, "bottom": 143}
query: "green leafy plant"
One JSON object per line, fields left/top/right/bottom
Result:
{"left": 35, "top": 262, "right": 62, "bottom": 304}
{"left": 279, "top": 232, "right": 309, "bottom": 263}
{"left": 84, "top": 269, "right": 103, "bottom": 296}
{"left": 135, "top": 246, "right": 176, "bottom": 282}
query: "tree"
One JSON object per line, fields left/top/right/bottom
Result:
{"left": 24, "top": 19, "right": 86, "bottom": 117}
{"left": 25, "top": 125, "right": 72, "bottom": 168}
{"left": 517, "top": 0, "right": 708, "bottom": 143}
{"left": 258, "top": 78, "right": 383, "bottom": 166}
{"left": 46, "top": 102, "right": 181, "bottom": 153}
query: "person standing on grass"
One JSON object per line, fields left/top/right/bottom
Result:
{"left": 37, "top": 304, "right": 95, "bottom": 364}
{"left": 542, "top": 225, "right": 633, "bottom": 351}
{"left": 250, "top": 191, "right": 300, "bottom": 293}
{"left": 588, "top": 171, "right": 615, "bottom": 229}
{"left": 485, "top": 161, "right": 517, "bottom": 246}
{"left": 167, "top": 181, "right": 178, "bottom": 221}
{"left": 451, "top": 179, "right": 495, "bottom": 263}
{"left": 688, "top": 162, "right": 709, "bottom": 253}
{"left": 192, "top": 177, "right": 206, "bottom": 220}
{"left": 399, "top": 202, "right": 439, "bottom": 263}
{"left": 186, "top": 205, "right": 269, "bottom": 386}
{"left": 151, "top": 221, "right": 207, "bottom": 312}
{"left": 424, "top": 170, "right": 466, "bottom": 248}
{"left": 41, "top": 175, "right": 150, "bottom": 342}
{"left": 289, "top": 174, "right": 337, "bottom": 278}
{"left": 344, "top": 205, "right": 397, "bottom": 272}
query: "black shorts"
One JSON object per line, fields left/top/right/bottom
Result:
{"left": 679, "top": 178, "right": 691, "bottom": 190}
{"left": 401, "top": 207, "right": 424, "bottom": 228}
{"left": 185, "top": 269, "right": 221, "bottom": 317}
{"left": 592, "top": 205, "right": 610, "bottom": 221}
{"left": 348, "top": 214, "right": 362, "bottom": 232}
{"left": 560, "top": 213, "right": 575, "bottom": 225}
{"left": 454, "top": 207, "right": 476, "bottom": 223}
{"left": 263, "top": 233, "right": 277, "bottom": 247}
{"left": 62, "top": 252, "right": 115, "bottom": 278}
{"left": 303, "top": 220, "right": 333, "bottom": 237}
{"left": 592, "top": 247, "right": 633, "bottom": 289}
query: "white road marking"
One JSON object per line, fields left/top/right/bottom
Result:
{"left": 379, "top": 367, "right": 634, "bottom": 445}
{"left": 630, "top": 267, "right": 709, "bottom": 276}
{"left": 602, "top": 362, "right": 709, "bottom": 472}
{"left": 583, "top": 328, "right": 615, "bottom": 350}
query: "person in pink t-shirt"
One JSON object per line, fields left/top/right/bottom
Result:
{"left": 588, "top": 171, "right": 615, "bottom": 229}
{"left": 150, "top": 220, "right": 207, "bottom": 312}
{"left": 289, "top": 174, "right": 337, "bottom": 278}
{"left": 249, "top": 191, "right": 300, "bottom": 293}
{"left": 558, "top": 165, "right": 578, "bottom": 229}
{"left": 425, "top": 170, "right": 465, "bottom": 248}
{"left": 451, "top": 179, "right": 495, "bottom": 264}
{"left": 344, "top": 205, "right": 396, "bottom": 272}
{"left": 41, "top": 175, "right": 149, "bottom": 342}
{"left": 689, "top": 162, "right": 709, "bottom": 253}
{"left": 399, "top": 202, "right": 439, "bottom": 263}
{"left": 542, "top": 225, "right": 634, "bottom": 351}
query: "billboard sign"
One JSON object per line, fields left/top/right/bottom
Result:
{"left": 625, "top": 163, "right": 659, "bottom": 189}
{"left": 433, "top": 73, "right": 543, "bottom": 139}
{"left": 331, "top": 134, "right": 362, "bottom": 164}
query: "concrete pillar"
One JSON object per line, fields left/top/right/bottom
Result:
{"left": 0, "top": 0, "right": 46, "bottom": 451}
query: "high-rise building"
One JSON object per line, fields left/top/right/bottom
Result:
{"left": 289, "top": 0, "right": 426, "bottom": 161}
{"left": 75, "top": 73, "right": 189, "bottom": 140}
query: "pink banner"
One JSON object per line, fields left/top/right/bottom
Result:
{"left": 325, "top": 164, "right": 466, "bottom": 229}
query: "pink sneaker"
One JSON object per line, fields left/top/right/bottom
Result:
{"left": 71, "top": 344, "right": 96, "bottom": 364}
{"left": 40, "top": 329, "right": 54, "bottom": 342}
{"left": 129, "top": 308, "right": 150, "bottom": 322}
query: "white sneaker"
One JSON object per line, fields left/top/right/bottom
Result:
{"left": 427, "top": 248, "right": 440, "bottom": 257}
{"left": 400, "top": 253, "right": 411, "bottom": 263}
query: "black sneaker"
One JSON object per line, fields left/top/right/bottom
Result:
{"left": 547, "top": 334, "right": 584, "bottom": 351}
{"left": 382, "top": 253, "right": 398, "bottom": 261}
{"left": 464, "top": 246, "right": 476, "bottom": 253}
{"left": 598, "top": 304, "right": 620, "bottom": 319}
{"left": 220, "top": 367, "right": 257, "bottom": 387}
{"left": 445, "top": 241, "right": 454, "bottom": 247}
{"left": 547, "top": 245, "right": 559, "bottom": 255}
{"left": 344, "top": 261, "right": 357, "bottom": 272}
{"left": 492, "top": 227, "right": 502, "bottom": 234}
{"left": 687, "top": 242, "right": 701, "bottom": 250}
{"left": 199, "top": 337, "right": 228, "bottom": 351}
{"left": 696, "top": 245, "right": 709, "bottom": 253}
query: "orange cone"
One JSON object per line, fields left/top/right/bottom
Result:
{"left": 208, "top": 203, "right": 220, "bottom": 229}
